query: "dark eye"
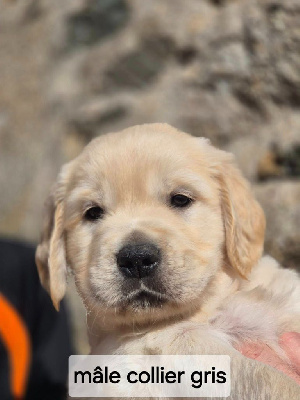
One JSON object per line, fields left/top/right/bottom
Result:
{"left": 170, "top": 194, "right": 193, "bottom": 208}
{"left": 84, "top": 206, "right": 104, "bottom": 221}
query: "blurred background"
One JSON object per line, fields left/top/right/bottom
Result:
{"left": 0, "top": 0, "right": 299, "bottom": 355}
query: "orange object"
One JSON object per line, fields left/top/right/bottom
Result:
{"left": 0, "top": 293, "right": 31, "bottom": 399}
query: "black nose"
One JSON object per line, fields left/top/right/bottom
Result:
{"left": 116, "top": 242, "right": 161, "bottom": 279}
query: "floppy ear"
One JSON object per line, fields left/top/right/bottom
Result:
{"left": 216, "top": 151, "right": 266, "bottom": 278}
{"left": 35, "top": 162, "right": 73, "bottom": 310}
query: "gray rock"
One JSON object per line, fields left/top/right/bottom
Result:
{"left": 67, "top": 0, "right": 130, "bottom": 48}
{"left": 255, "top": 181, "right": 300, "bottom": 271}
{"left": 102, "top": 36, "right": 175, "bottom": 92}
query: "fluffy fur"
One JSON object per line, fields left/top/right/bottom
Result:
{"left": 36, "top": 124, "right": 300, "bottom": 399}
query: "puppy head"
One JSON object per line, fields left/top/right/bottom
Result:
{"left": 36, "top": 124, "right": 265, "bottom": 323}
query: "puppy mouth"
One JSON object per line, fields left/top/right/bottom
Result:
{"left": 125, "top": 288, "right": 167, "bottom": 309}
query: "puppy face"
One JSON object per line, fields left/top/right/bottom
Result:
{"left": 36, "top": 124, "right": 265, "bottom": 325}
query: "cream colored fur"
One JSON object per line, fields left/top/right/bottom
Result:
{"left": 36, "top": 124, "right": 300, "bottom": 399}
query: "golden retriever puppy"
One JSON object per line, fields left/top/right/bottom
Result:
{"left": 36, "top": 124, "right": 300, "bottom": 399}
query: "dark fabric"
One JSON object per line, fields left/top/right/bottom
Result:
{"left": 0, "top": 238, "right": 73, "bottom": 400}
{"left": 0, "top": 342, "right": 11, "bottom": 400}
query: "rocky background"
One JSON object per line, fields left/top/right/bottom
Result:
{"left": 0, "top": 0, "right": 299, "bottom": 352}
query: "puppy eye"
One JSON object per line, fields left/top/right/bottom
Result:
{"left": 84, "top": 206, "right": 104, "bottom": 221}
{"left": 170, "top": 194, "right": 193, "bottom": 208}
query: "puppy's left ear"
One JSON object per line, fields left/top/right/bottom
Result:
{"left": 35, "top": 162, "right": 73, "bottom": 310}
{"left": 216, "top": 150, "right": 266, "bottom": 278}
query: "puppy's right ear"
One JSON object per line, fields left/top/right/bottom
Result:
{"left": 35, "top": 162, "right": 73, "bottom": 311}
